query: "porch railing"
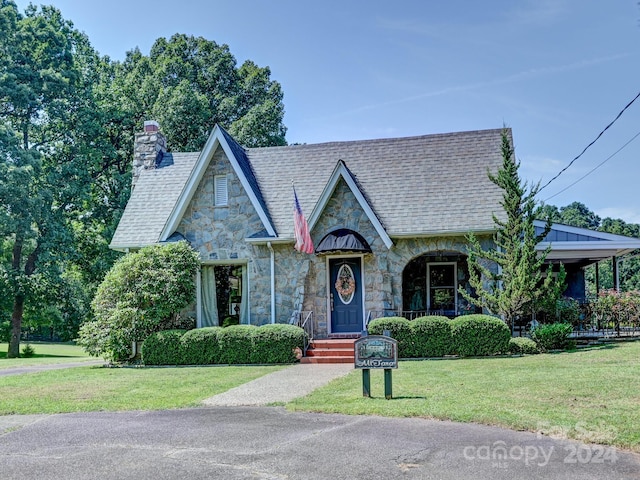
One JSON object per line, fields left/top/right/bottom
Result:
{"left": 292, "top": 310, "right": 314, "bottom": 354}
{"left": 366, "top": 310, "right": 455, "bottom": 322}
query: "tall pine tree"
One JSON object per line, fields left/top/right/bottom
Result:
{"left": 460, "top": 129, "right": 565, "bottom": 329}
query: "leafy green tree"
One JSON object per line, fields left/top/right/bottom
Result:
{"left": 559, "top": 202, "right": 601, "bottom": 229}
{"left": 0, "top": 1, "right": 104, "bottom": 356}
{"left": 460, "top": 129, "right": 565, "bottom": 329}
{"left": 111, "top": 33, "right": 287, "bottom": 151}
{"left": 77, "top": 241, "right": 200, "bottom": 362}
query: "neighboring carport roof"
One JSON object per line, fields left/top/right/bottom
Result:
{"left": 535, "top": 221, "right": 640, "bottom": 265}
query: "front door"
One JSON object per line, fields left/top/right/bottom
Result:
{"left": 329, "top": 258, "right": 363, "bottom": 333}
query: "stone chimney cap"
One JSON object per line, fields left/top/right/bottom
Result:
{"left": 144, "top": 120, "right": 160, "bottom": 132}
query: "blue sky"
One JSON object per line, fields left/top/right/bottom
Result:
{"left": 15, "top": 0, "right": 640, "bottom": 223}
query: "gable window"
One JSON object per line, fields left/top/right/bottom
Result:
{"left": 214, "top": 175, "right": 228, "bottom": 206}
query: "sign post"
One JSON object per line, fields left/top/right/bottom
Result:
{"left": 354, "top": 335, "right": 398, "bottom": 399}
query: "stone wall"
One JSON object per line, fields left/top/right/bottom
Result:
{"left": 176, "top": 146, "right": 273, "bottom": 325}
{"left": 177, "top": 153, "right": 497, "bottom": 333}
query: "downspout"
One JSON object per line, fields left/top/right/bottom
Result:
{"left": 196, "top": 266, "right": 202, "bottom": 328}
{"left": 267, "top": 242, "right": 276, "bottom": 324}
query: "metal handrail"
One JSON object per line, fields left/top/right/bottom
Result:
{"left": 299, "top": 311, "right": 314, "bottom": 354}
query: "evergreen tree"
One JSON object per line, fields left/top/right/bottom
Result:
{"left": 460, "top": 129, "right": 565, "bottom": 328}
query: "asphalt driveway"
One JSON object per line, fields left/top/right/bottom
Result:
{"left": 1, "top": 407, "right": 638, "bottom": 480}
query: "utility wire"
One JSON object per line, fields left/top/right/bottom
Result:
{"left": 543, "top": 129, "right": 640, "bottom": 202}
{"left": 538, "top": 90, "right": 640, "bottom": 192}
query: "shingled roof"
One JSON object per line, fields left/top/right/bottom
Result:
{"left": 110, "top": 152, "right": 199, "bottom": 249}
{"left": 247, "top": 128, "right": 507, "bottom": 238}
{"left": 111, "top": 127, "right": 508, "bottom": 250}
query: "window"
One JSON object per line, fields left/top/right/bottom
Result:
{"left": 214, "top": 175, "right": 228, "bottom": 206}
{"left": 428, "top": 263, "right": 457, "bottom": 315}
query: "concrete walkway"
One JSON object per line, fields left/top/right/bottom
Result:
{"left": 0, "top": 360, "right": 105, "bottom": 377}
{"left": 202, "top": 362, "right": 353, "bottom": 406}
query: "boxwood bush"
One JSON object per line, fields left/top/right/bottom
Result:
{"left": 410, "top": 316, "right": 452, "bottom": 357}
{"left": 251, "top": 324, "right": 307, "bottom": 364}
{"left": 141, "top": 324, "right": 308, "bottom": 365}
{"left": 531, "top": 322, "right": 574, "bottom": 351}
{"left": 508, "top": 337, "right": 540, "bottom": 355}
{"left": 367, "top": 317, "right": 413, "bottom": 357}
{"left": 180, "top": 327, "right": 223, "bottom": 365}
{"left": 141, "top": 329, "right": 187, "bottom": 365}
{"left": 217, "top": 325, "right": 257, "bottom": 364}
{"left": 450, "top": 314, "right": 510, "bottom": 357}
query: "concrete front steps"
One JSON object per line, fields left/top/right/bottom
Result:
{"left": 300, "top": 338, "right": 357, "bottom": 364}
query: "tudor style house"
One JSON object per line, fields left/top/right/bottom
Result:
{"left": 111, "top": 121, "right": 640, "bottom": 340}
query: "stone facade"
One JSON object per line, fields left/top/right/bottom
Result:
{"left": 176, "top": 146, "right": 272, "bottom": 324}
{"left": 175, "top": 149, "right": 498, "bottom": 334}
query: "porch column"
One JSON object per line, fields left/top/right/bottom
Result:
{"left": 613, "top": 256, "right": 619, "bottom": 292}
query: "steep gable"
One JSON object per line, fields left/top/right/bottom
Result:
{"left": 162, "top": 125, "right": 276, "bottom": 240}
{"left": 308, "top": 160, "right": 392, "bottom": 249}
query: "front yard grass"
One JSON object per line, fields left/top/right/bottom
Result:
{"left": 288, "top": 340, "right": 640, "bottom": 452}
{"left": 0, "top": 365, "right": 283, "bottom": 414}
{"left": 0, "top": 342, "right": 93, "bottom": 368}
{"left": 2, "top": 340, "right": 639, "bottom": 453}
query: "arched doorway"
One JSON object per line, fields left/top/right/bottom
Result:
{"left": 402, "top": 251, "right": 473, "bottom": 317}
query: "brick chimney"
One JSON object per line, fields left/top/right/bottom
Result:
{"left": 132, "top": 120, "right": 167, "bottom": 189}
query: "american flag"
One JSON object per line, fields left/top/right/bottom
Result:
{"left": 293, "top": 186, "right": 314, "bottom": 254}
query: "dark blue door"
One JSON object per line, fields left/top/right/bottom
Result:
{"left": 330, "top": 258, "right": 363, "bottom": 333}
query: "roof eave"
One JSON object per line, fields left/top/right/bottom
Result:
{"left": 390, "top": 228, "right": 496, "bottom": 239}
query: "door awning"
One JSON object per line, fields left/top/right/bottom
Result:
{"left": 315, "top": 229, "right": 372, "bottom": 254}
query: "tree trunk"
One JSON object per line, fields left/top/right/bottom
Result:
{"left": 8, "top": 295, "right": 25, "bottom": 358}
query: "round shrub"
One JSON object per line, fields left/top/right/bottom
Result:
{"left": 78, "top": 241, "right": 200, "bottom": 362}
{"left": 367, "top": 317, "right": 412, "bottom": 357}
{"left": 531, "top": 322, "right": 574, "bottom": 351}
{"left": 180, "top": 327, "right": 223, "bottom": 365}
{"left": 410, "top": 316, "right": 452, "bottom": 357}
{"left": 509, "top": 337, "right": 539, "bottom": 355}
{"left": 251, "top": 324, "right": 307, "bottom": 364}
{"left": 217, "top": 325, "right": 256, "bottom": 364}
{"left": 450, "top": 314, "right": 510, "bottom": 357}
{"left": 141, "top": 329, "right": 187, "bottom": 365}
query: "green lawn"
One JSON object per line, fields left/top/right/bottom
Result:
{"left": 0, "top": 364, "right": 283, "bottom": 414}
{"left": 2, "top": 339, "right": 639, "bottom": 453}
{"left": 0, "top": 342, "right": 95, "bottom": 368}
{"left": 287, "top": 341, "right": 640, "bottom": 452}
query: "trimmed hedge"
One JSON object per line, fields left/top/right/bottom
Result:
{"left": 217, "top": 325, "right": 255, "bottom": 364}
{"left": 251, "top": 324, "right": 306, "bottom": 364}
{"left": 450, "top": 314, "right": 511, "bottom": 357}
{"left": 410, "top": 316, "right": 452, "bottom": 357}
{"left": 180, "top": 327, "right": 223, "bottom": 365}
{"left": 509, "top": 337, "right": 539, "bottom": 355}
{"left": 140, "top": 329, "right": 187, "bottom": 365}
{"left": 142, "top": 324, "right": 307, "bottom": 365}
{"left": 367, "top": 317, "right": 412, "bottom": 357}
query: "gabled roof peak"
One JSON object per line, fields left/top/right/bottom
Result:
{"left": 307, "top": 159, "right": 393, "bottom": 249}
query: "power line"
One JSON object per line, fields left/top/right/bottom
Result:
{"left": 538, "top": 90, "right": 640, "bottom": 192}
{"left": 543, "top": 129, "right": 640, "bottom": 202}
